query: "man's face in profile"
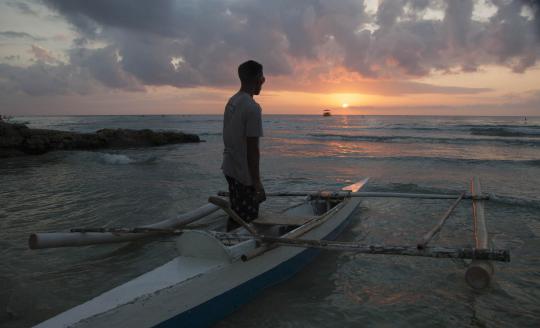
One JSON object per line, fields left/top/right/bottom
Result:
{"left": 253, "top": 72, "right": 265, "bottom": 95}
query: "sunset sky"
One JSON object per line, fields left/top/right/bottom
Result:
{"left": 0, "top": 0, "right": 539, "bottom": 116}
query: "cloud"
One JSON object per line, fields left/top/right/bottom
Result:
{"left": 269, "top": 73, "right": 492, "bottom": 95}
{"left": 347, "top": 88, "right": 540, "bottom": 115}
{"left": 0, "top": 62, "right": 97, "bottom": 96}
{"left": 69, "top": 45, "right": 144, "bottom": 91}
{"left": 340, "top": 0, "right": 540, "bottom": 77}
{"left": 0, "top": 45, "right": 143, "bottom": 96}
{"left": 6, "top": 1, "right": 39, "bottom": 16}
{"left": 0, "top": 31, "right": 45, "bottom": 41}
{"left": 2, "top": 0, "right": 539, "bottom": 96}
{"left": 29, "top": 45, "right": 59, "bottom": 63}
{"left": 3, "top": 55, "right": 20, "bottom": 61}
{"left": 500, "top": 88, "right": 540, "bottom": 108}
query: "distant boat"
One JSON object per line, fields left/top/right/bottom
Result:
{"left": 323, "top": 109, "right": 331, "bottom": 117}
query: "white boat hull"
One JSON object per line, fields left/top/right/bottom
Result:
{"left": 34, "top": 181, "right": 366, "bottom": 328}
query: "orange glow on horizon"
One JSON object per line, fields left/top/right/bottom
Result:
{"left": 13, "top": 64, "right": 535, "bottom": 116}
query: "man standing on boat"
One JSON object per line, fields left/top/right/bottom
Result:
{"left": 222, "top": 60, "right": 266, "bottom": 230}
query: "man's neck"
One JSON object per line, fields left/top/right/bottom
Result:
{"left": 239, "top": 86, "right": 254, "bottom": 97}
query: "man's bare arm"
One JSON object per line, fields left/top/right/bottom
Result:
{"left": 247, "top": 137, "right": 266, "bottom": 202}
{"left": 246, "top": 137, "right": 261, "bottom": 185}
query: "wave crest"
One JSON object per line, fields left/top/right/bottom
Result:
{"left": 307, "top": 133, "right": 540, "bottom": 146}
{"left": 367, "top": 182, "right": 540, "bottom": 209}
{"left": 488, "top": 193, "right": 540, "bottom": 209}
{"left": 99, "top": 153, "right": 157, "bottom": 165}
{"left": 470, "top": 127, "right": 540, "bottom": 137}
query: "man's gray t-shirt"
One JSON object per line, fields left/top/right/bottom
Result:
{"left": 222, "top": 91, "right": 263, "bottom": 186}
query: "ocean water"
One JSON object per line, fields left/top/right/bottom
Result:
{"left": 1, "top": 115, "right": 539, "bottom": 327}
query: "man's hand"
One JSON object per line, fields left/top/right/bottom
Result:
{"left": 253, "top": 180, "right": 266, "bottom": 204}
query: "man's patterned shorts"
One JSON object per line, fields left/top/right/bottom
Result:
{"left": 225, "top": 175, "right": 259, "bottom": 231}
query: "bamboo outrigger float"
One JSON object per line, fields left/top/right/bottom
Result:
{"left": 28, "top": 177, "right": 509, "bottom": 328}
{"left": 465, "top": 177, "right": 494, "bottom": 289}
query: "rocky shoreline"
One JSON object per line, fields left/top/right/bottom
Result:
{"left": 0, "top": 121, "right": 200, "bottom": 158}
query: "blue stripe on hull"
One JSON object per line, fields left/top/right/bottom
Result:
{"left": 155, "top": 212, "right": 353, "bottom": 328}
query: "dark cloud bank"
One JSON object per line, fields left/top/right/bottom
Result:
{"left": 1, "top": 0, "right": 539, "bottom": 96}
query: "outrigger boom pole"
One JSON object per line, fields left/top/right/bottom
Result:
{"left": 218, "top": 190, "right": 489, "bottom": 200}
{"left": 47, "top": 228, "right": 511, "bottom": 262}
{"left": 208, "top": 232, "right": 510, "bottom": 262}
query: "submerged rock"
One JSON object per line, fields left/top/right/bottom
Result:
{"left": 0, "top": 121, "right": 200, "bottom": 158}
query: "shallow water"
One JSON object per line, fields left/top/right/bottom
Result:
{"left": 1, "top": 115, "right": 539, "bottom": 327}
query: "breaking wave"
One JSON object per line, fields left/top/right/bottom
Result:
{"left": 384, "top": 156, "right": 540, "bottom": 167}
{"left": 100, "top": 153, "right": 135, "bottom": 165}
{"left": 98, "top": 153, "right": 157, "bottom": 165}
{"left": 470, "top": 127, "right": 540, "bottom": 137}
{"left": 307, "top": 133, "right": 540, "bottom": 146}
{"left": 313, "top": 154, "right": 540, "bottom": 167}
{"left": 199, "top": 132, "right": 222, "bottom": 136}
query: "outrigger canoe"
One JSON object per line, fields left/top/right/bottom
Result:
{"left": 31, "top": 177, "right": 511, "bottom": 327}
{"left": 33, "top": 179, "right": 369, "bottom": 328}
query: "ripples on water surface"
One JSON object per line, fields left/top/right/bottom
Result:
{"left": 1, "top": 115, "right": 539, "bottom": 327}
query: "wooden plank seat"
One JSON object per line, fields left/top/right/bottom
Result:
{"left": 253, "top": 212, "right": 315, "bottom": 226}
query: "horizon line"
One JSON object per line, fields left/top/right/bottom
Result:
{"left": 4, "top": 113, "right": 538, "bottom": 118}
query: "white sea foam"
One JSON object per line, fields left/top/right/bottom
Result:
{"left": 100, "top": 153, "right": 135, "bottom": 165}
{"left": 99, "top": 153, "right": 158, "bottom": 165}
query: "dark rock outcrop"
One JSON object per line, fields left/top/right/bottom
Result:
{"left": 0, "top": 121, "right": 200, "bottom": 158}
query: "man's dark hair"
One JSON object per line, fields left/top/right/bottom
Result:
{"left": 238, "top": 60, "right": 263, "bottom": 83}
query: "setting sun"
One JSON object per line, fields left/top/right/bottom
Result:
{"left": 341, "top": 103, "right": 349, "bottom": 108}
